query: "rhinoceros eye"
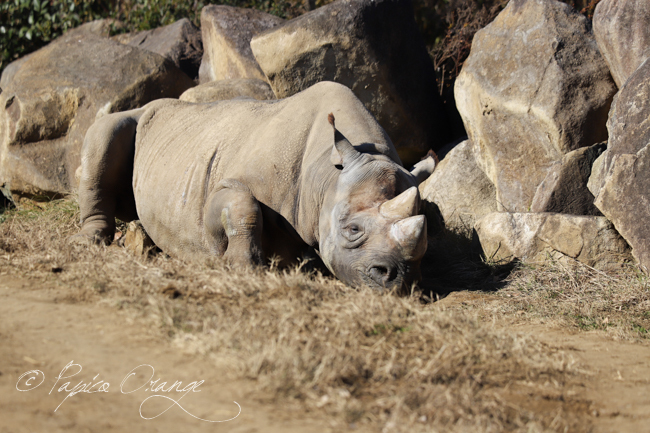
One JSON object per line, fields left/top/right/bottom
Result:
{"left": 343, "top": 223, "right": 364, "bottom": 244}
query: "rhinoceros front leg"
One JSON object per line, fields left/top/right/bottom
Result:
{"left": 70, "top": 108, "right": 145, "bottom": 245}
{"left": 203, "top": 179, "right": 264, "bottom": 267}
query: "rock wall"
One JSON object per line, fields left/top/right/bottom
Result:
{"left": 455, "top": 0, "right": 615, "bottom": 212}
{"left": 591, "top": 58, "right": 650, "bottom": 273}
{"left": 2, "top": 0, "right": 649, "bottom": 274}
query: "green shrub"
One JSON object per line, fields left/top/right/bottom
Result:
{"left": 110, "top": 0, "right": 305, "bottom": 32}
{"left": 0, "top": 0, "right": 112, "bottom": 72}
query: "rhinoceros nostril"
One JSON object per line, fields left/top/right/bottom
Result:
{"left": 369, "top": 265, "right": 397, "bottom": 286}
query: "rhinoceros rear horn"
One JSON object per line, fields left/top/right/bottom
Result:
{"left": 390, "top": 215, "right": 427, "bottom": 261}
{"left": 328, "top": 113, "right": 360, "bottom": 167}
{"left": 379, "top": 187, "right": 420, "bottom": 219}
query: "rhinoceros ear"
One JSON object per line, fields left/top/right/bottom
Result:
{"left": 410, "top": 151, "right": 437, "bottom": 185}
{"left": 328, "top": 113, "right": 360, "bottom": 168}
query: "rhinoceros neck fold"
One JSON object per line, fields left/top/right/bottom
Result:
{"left": 295, "top": 149, "right": 340, "bottom": 248}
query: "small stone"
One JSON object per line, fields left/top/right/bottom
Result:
{"left": 124, "top": 221, "right": 156, "bottom": 256}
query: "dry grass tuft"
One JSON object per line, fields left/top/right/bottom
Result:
{"left": 467, "top": 259, "right": 650, "bottom": 341}
{"left": 0, "top": 198, "right": 606, "bottom": 431}
{"left": 429, "top": 0, "right": 508, "bottom": 96}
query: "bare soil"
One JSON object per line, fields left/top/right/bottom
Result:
{"left": 533, "top": 330, "right": 650, "bottom": 433}
{"left": 440, "top": 291, "right": 650, "bottom": 433}
{"left": 2, "top": 276, "right": 649, "bottom": 432}
{"left": 0, "top": 276, "right": 339, "bottom": 433}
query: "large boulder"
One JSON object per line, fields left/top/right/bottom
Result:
{"left": 0, "top": 31, "right": 194, "bottom": 196}
{"left": 179, "top": 78, "right": 275, "bottom": 103}
{"left": 454, "top": 0, "right": 616, "bottom": 212}
{"left": 0, "top": 53, "right": 33, "bottom": 91}
{"left": 198, "top": 5, "right": 283, "bottom": 83}
{"left": 66, "top": 18, "right": 121, "bottom": 38}
{"left": 250, "top": 0, "right": 450, "bottom": 167}
{"left": 419, "top": 140, "right": 496, "bottom": 232}
{"left": 592, "top": 58, "right": 650, "bottom": 273}
{"left": 113, "top": 18, "right": 203, "bottom": 80}
{"left": 475, "top": 212, "right": 631, "bottom": 270}
{"left": 593, "top": 0, "right": 650, "bottom": 88}
{"left": 530, "top": 142, "right": 605, "bottom": 215}
{"left": 0, "top": 19, "right": 118, "bottom": 90}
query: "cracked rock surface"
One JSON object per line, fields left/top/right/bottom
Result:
{"left": 455, "top": 0, "right": 615, "bottom": 212}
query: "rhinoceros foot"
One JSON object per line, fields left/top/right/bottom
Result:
{"left": 68, "top": 220, "right": 114, "bottom": 246}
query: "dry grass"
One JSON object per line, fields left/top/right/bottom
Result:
{"left": 417, "top": 219, "right": 650, "bottom": 342}
{"left": 429, "top": 0, "right": 508, "bottom": 96}
{"left": 462, "top": 259, "right": 650, "bottom": 342}
{"left": 3, "top": 198, "right": 633, "bottom": 432}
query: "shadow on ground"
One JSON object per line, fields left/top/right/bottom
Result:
{"left": 418, "top": 227, "right": 516, "bottom": 300}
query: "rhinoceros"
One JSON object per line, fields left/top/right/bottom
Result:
{"left": 72, "top": 81, "right": 436, "bottom": 290}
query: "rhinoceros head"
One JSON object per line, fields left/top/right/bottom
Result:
{"left": 317, "top": 114, "right": 429, "bottom": 291}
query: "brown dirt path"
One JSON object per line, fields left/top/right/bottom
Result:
{"left": 526, "top": 329, "right": 650, "bottom": 433}
{"left": 0, "top": 277, "right": 340, "bottom": 433}
{"left": 437, "top": 292, "right": 650, "bottom": 433}
{"left": 2, "top": 277, "right": 650, "bottom": 433}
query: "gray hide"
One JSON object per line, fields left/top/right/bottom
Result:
{"left": 74, "top": 82, "right": 434, "bottom": 290}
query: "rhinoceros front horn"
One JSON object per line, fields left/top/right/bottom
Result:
{"left": 379, "top": 186, "right": 420, "bottom": 219}
{"left": 390, "top": 214, "right": 427, "bottom": 261}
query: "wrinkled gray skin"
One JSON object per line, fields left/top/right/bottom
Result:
{"left": 72, "top": 82, "right": 436, "bottom": 290}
